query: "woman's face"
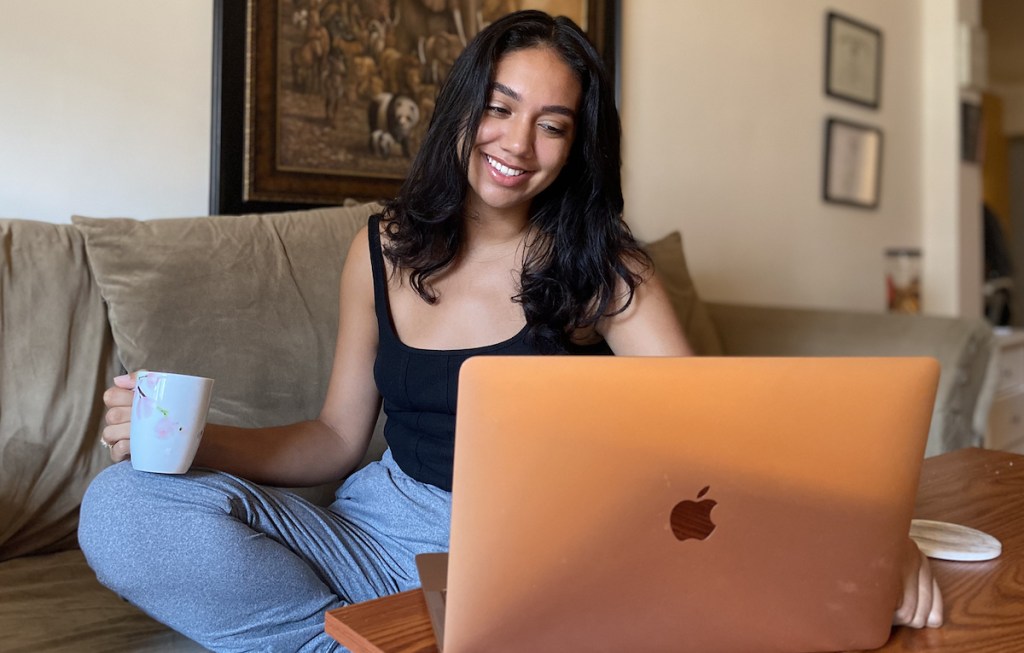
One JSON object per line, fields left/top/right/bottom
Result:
{"left": 465, "top": 46, "right": 582, "bottom": 221}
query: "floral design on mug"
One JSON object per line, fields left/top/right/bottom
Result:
{"left": 135, "top": 372, "right": 183, "bottom": 438}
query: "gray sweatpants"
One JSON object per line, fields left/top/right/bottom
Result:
{"left": 78, "top": 450, "right": 451, "bottom": 652}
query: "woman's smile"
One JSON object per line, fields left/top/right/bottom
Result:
{"left": 484, "top": 154, "right": 529, "bottom": 182}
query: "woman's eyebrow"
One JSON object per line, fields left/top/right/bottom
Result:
{"left": 492, "top": 82, "right": 521, "bottom": 102}
{"left": 491, "top": 82, "right": 576, "bottom": 118}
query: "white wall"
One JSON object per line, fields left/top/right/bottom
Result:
{"left": 621, "top": 0, "right": 981, "bottom": 316}
{"left": 0, "top": 1, "right": 212, "bottom": 222}
{"left": 919, "top": 0, "right": 984, "bottom": 318}
{"left": 0, "top": 0, "right": 980, "bottom": 316}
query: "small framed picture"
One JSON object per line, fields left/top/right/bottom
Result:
{"left": 823, "top": 118, "right": 883, "bottom": 210}
{"left": 824, "top": 11, "right": 883, "bottom": 109}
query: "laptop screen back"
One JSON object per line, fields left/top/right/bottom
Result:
{"left": 442, "top": 356, "right": 938, "bottom": 653}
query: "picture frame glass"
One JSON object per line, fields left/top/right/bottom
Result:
{"left": 825, "top": 13, "right": 881, "bottom": 108}
{"left": 824, "top": 119, "right": 882, "bottom": 209}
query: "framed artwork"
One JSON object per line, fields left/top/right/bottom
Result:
{"left": 824, "top": 11, "right": 882, "bottom": 109}
{"left": 822, "top": 117, "right": 883, "bottom": 210}
{"left": 210, "top": 0, "right": 617, "bottom": 215}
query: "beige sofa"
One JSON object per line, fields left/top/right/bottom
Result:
{"left": 0, "top": 203, "right": 993, "bottom": 652}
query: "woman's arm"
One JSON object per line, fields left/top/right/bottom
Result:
{"left": 102, "top": 227, "right": 383, "bottom": 488}
{"left": 596, "top": 266, "right": 693, "bottom": 357}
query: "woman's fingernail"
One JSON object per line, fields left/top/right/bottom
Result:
{"left": 114, "top": 374, "right": 130, "bottom": 384}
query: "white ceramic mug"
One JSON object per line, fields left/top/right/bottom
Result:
{"left": 130, "top": 371, "right": 214, "bottom": 474}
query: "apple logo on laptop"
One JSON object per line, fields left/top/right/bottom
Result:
{"left": 671, "top": 486, "right": 718, "bottom": 542}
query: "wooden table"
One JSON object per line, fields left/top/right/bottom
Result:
{"left": 325, "top": 447, "right": 1024, "bottom": 652}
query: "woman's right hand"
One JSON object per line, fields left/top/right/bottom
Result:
{"left": 100, "top": 373, "right": 137, "bottom": 462}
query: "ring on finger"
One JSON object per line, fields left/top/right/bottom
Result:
{"left": 99, "top": 437, "right": 113, "bottom": 449}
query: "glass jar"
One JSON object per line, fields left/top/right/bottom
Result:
{"left": 885, "top": 248, "right": 922, "bottom": 314}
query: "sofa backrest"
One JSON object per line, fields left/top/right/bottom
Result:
{"left": 706, "top": 302, "right": 994, "bottom": 457}
{"left": 0, "top": 219, "right": 119, "bottom": 561}
{"left": 0, "top": 202, "right": 734, "bottom": 559}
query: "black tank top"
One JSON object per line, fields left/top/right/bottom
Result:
{"left": 367, "top": 215, "right": 609, "bottom": 490}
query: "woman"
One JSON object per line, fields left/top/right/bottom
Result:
{"left": 79, "top": 11, "right": 940, "bottom": 652}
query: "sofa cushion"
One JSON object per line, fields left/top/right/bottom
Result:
{"left": 645, "top": 231, "right": 723, "bottom": 355}
{"left": 0, "top": 549, "right": 207, "bottom": 652}
{"left": 73, "top": 204, "right": 380, "bottom": 435}
{"left": 0, "top": 220, "right": 119, "bottom": 561}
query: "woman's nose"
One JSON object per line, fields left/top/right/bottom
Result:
{"left": 500, "top": 117, "right": 533, "bottom": 157}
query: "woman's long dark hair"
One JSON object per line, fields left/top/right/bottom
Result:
{"left": 381, "top": 10, "right": 649, "bottom": 350}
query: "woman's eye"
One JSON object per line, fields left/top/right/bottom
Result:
{"left": 487, "top": 105, "right": 510, "bottom": 117}
{"left": 540, "top": 122, "right": 568, "bottom": 136}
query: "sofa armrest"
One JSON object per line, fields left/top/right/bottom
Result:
{"left": 705, "top": 302, "right": 994, "bottom": 457}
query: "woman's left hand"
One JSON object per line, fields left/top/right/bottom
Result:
{"left": 894, "top": 537, "right": 943, "bottom": 628}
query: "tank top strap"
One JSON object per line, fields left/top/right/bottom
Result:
{"left": 366, "top": 214, "right": 394, "bottom": 338}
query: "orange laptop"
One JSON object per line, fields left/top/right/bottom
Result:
{"left": 419, "top": 356, "right": 939, "bottom": 653}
